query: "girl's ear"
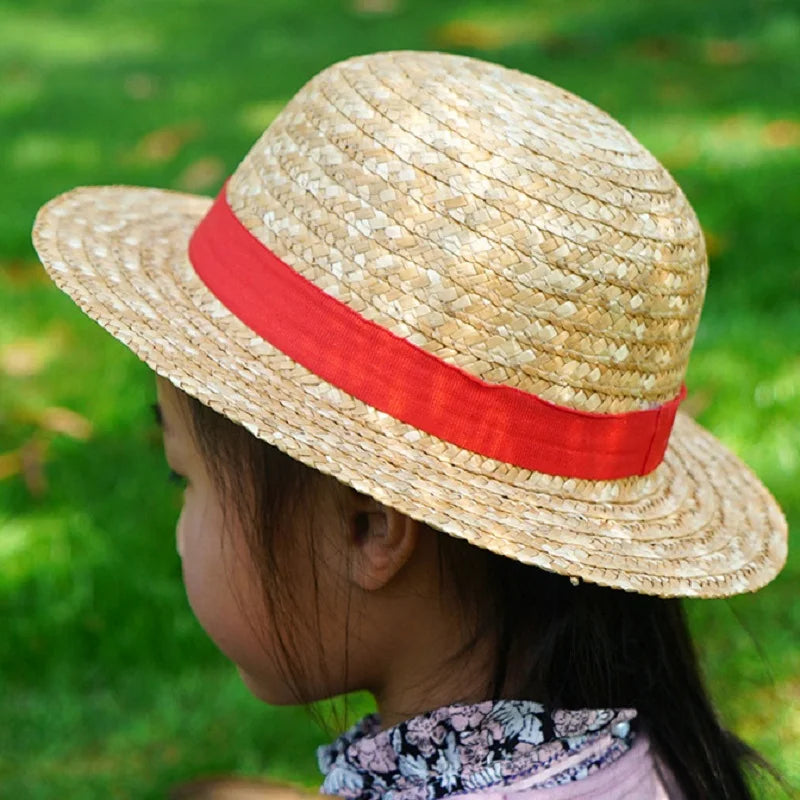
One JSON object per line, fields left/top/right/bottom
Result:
{"left": 346, "top": 491, "right": 419, "bottom": 591}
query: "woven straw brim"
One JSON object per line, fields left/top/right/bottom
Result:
{"left": 32, "top": 185, "right": 788, "bottom": 598}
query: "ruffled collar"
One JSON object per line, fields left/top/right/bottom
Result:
{"left": 317, "top": 700, "right": 636, "bottom": 799}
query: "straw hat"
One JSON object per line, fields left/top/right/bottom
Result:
{"left": 32, "top": 50, "right": 787, "bottom": 598}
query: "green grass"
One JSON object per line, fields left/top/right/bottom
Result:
{"left": 1, "top": 0, "right": 798, "bottom": 796}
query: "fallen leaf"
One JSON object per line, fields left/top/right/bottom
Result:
{"left": 0, "top": 450, "right": 22, "bottom": 481}
{"left": 660, "top": 138, "right": 700, "bottom": 170}
{"left": 633, "top": 36, "right": 677, "bottom": 60}
{"left": 20, "top": 437, "right": 48, "bottom": 498}
{"left": 657, "top": 81, "right": 689, "bottom": 104}
{"left": 704, "top": 39, "right": 749, "bottom": 66}
{"left": 432, "top": 18, "right": 542, "bottom": 50}
{"left": 702, "top": 227, "right": 727, "bottom": 259}
{"left": 680, "top": 388, "right": 712, "bottom": 418}
{"left": 124, "top": 72, "right": 157, "bottom": 100}
{"left": 762, "top": 119, "right": 800, "bottom": 149}
{"left": 351, "top": 0, "right": 400, "bottom": 13}
{"left": 0, "top": 337, "right": 50, "bottom": 377}
{"left": 1, "top": 259, "right": 52, "bottom": 286}
{"left": 133, "top": 122, "right": 203, "bottom": 164}
{"left": 177, "top": 157, "right": 225, "bottom": 192}
{"left": 37, "top": 407, "right": 94, "bottom": 440}
{"left": 717, "top": 112, "right": 749, "bottom": 135}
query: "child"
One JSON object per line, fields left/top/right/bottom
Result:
{"left": 32, "top": 51, "right": 788, "bottom": 799}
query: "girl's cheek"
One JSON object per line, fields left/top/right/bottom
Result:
{"left": 176, "top": 507, "right": 187, "bottom": 558}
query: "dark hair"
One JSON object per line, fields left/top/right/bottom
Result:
{"left": 172, "top": 387, "right": 786, "bottom": 800}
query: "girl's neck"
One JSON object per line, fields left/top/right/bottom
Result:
{"left": 370, "top": 622, "right": 502, "bottom": 730}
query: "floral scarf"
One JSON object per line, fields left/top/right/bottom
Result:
{"left": 317, "top": 700, "right": 636, "bottom": 799}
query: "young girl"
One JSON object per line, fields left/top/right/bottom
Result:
{"left": 32, "top": 50, "right": 788, "bottom": 799}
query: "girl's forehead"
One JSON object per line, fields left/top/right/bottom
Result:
{"left": 154, "top": 377, "right": 172, "bottom": 414}
{"left": 153, "top": 380, "right": 204, "bottom": 465}
{"left": 155, "top": 375, "right": 181, "bottom": 407}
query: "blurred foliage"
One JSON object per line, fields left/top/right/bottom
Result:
{"left": 1, "top": 0, "right": 798, "bottom": 797}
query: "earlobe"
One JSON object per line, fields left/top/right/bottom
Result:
{"left": 349, "top": 504, "right": 419, "bottom": 592}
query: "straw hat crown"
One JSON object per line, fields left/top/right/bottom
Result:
{"left": 227, "top": 50, "right": 707, "bottom": 414}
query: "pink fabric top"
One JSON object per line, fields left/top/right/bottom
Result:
{"left": 454, "top": 733, "right": 682, "bottom": 799}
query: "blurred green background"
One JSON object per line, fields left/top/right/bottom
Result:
{"left": 1, "top": 0, "right": 798, "bottom": 797}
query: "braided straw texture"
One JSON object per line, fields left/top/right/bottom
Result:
{"left": 32, "top": 51, "right": 787, "bottom": 597}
